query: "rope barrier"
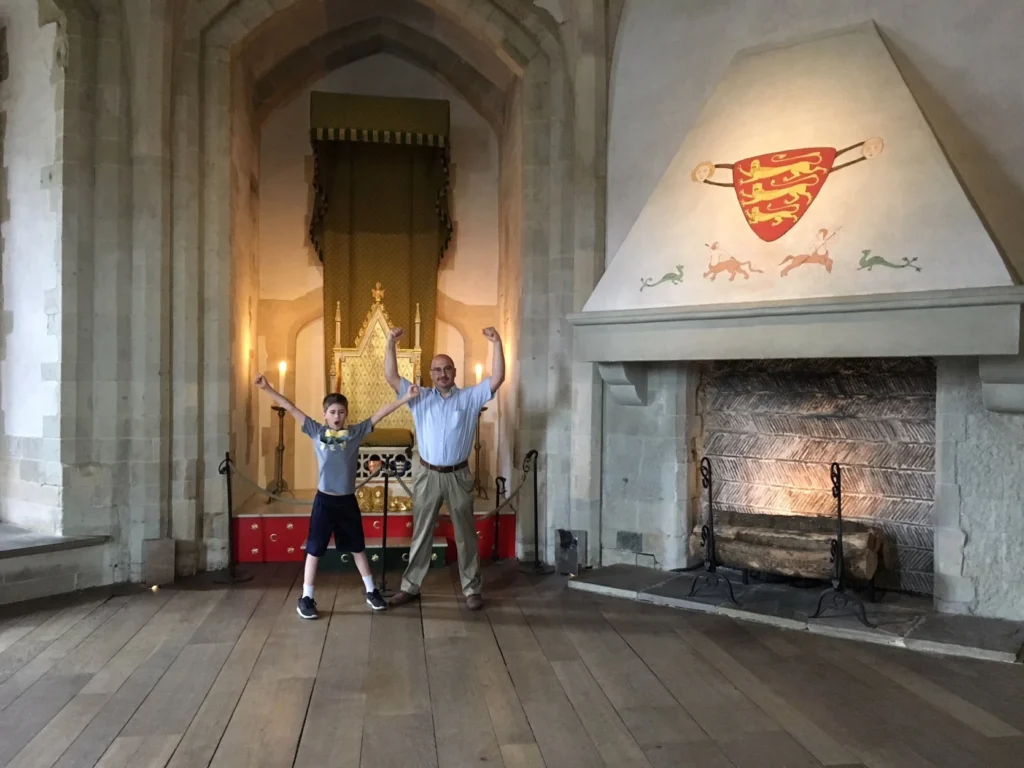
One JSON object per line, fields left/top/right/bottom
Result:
{"left": 226, "top": 461, "right": 385, "bottom": 505}
{"left": 218, "top": 447, "right": 547, "bottom": 579}
{"left": 224, "top": 456, "right": 532, "bottom": 517}
{"left": 389, "top": 471, "right": 530, "bottom": 519}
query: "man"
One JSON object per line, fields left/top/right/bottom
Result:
{"left": 384, "top": 326, "right": 505, "bottom": 610}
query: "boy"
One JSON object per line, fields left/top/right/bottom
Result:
{"left": 254, "top": 373, "right": 419, "bottom": 619}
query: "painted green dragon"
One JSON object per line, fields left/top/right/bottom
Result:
{"left": 857, "top": 249, "right": 921, "bottom": 272}
{"left": 640, "top": 265, "right": 684, "bottom": 291}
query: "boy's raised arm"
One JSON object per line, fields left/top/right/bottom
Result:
{"left": 254, "top": 374, "right": 310, "bottom": 423}
{"left": 369, "top": 385, "right": 420, "bottom": 427}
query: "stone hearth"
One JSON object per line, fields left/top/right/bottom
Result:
{"left": 567, "top": 563, "right": 1024, "bottom": 664}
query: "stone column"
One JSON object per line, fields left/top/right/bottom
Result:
{"left": 124, "top": 0, "right": 174, "bottom": 583}
{"left": 567, "top": 0, "right": 607, "bottom": 566}
{"left": 169, "top": 31, "right": 203, "bottom": 574}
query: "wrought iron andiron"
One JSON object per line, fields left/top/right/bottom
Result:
{"left": 810, "top": 463, "right": 874, "bottom": 628}
{"left": 687, "top": 457, "right": 738, "bottom": 604}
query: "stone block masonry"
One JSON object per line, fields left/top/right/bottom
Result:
{"left": 0, "top": 2, "right": 63, "bottom": 536}
{"left": 936, "top": 358, "right": 1024, "bottom": 621}
{"left": 601, "top": 364, "right": 699, "bottom": 570}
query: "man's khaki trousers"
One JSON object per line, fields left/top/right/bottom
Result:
{"left": 399, "top": 464, "right": 481, "bottom": 596}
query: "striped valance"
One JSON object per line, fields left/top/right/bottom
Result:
{"left": 310, "top": 127, "right": 448, "bottom": 148}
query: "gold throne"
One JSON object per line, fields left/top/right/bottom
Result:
{"left": 331, "top": 283, "right": 421, "bottom": 511}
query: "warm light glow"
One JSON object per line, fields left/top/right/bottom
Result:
{"left": 278, "top": 360, "right": 287, "bottom": 391}
{"left": 475, "top": 363, "right": 483, "bottom": 384}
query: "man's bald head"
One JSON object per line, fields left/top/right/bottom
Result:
{"left": 429, "top": 354, "right": 457, "bottom": 391}
{"left": 431, "top": 354, "right": 454, "bottom": 370}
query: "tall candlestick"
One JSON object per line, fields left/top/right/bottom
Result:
{"left": 475, "top": 363, "right": 483, "bottom": 384}
{"left": 278, "top": 360, "right": 287, "bottom": 392}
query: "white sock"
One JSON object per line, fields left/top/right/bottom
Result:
{"left": 362, "top": 575, "right": 376, "bottom": 592}
{"left": 302, "top": 584, "right": 314, "bottom": 599}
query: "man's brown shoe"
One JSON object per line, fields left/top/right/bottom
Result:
{"left": 389, "top": 591, "right": 419, "bottom": 607}
{"left": 466, "top": 594, "right": 484, "bottom": 611}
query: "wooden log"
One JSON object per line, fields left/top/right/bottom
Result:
{"left": 698, "top": 525, "right": 880, "bottom": 554}
{"left": 688, "top": 536, "right": 879, "bottom": 581}
{"left": 713, "top": 510, "right": 876, "bottom": 536}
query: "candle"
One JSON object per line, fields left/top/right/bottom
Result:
{"left": 278, "top": 360, "right": 287, "bottom": 391}
{"left": 475, "top": 363, "right": 483, "bottom": 384}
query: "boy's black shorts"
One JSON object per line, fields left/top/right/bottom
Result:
{"left": 305, "top": 492, "right": 365, "bottom": 557}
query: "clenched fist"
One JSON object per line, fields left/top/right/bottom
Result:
{"left": 482, "top": 327, "right": 500, "bottom": 342}
{"left": 254, "top": 374, "right": 270, "bottom": 390}
{"left": 388, "top": 327, "right": 405, "bottom": 343}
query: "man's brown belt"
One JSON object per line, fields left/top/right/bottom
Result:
{"left": 420, "top": 459, "right": 469, "bottom": 474}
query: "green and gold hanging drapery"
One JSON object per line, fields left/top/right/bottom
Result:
{"left": 308, "top": 92, "right": 452, "bottom": 405}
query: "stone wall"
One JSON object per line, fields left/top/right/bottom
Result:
{"left": 935, "top": 359, "right": 1024, "bottom": 620}
{"left": 229, "top": 55, "right": 260, "bottom": 513}
{"left": 0, "top": 2, "right": 62, "bottom": 533}
{"left": 600, "top": 364, "right": 698, "bottom": 570}
{"left": 496, "top": 79, "right": 522, "bottom": 492}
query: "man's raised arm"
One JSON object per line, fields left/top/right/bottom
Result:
{"left": 384, "top": 327, "right": 404, "bottom": 393}
{"left": 483, "top": 327, "right": 505, "bottom": 394}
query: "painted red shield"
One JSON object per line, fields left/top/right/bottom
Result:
{"left": 732, "top": 148, "right": 836, "bottom": 242}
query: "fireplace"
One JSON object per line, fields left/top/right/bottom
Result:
{"left": 698, "top": 357, "right": 935, "bottom": 594}
{"left": 569, "top": 24, "right": 1024, "bottom": 619}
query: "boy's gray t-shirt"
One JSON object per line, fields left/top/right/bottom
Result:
{"left": 300, "top": 417, "right": 373, "bottom": 495}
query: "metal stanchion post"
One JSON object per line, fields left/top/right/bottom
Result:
{"left": 473, "top": 406, "right": 489, "bottom": 499}
{"left": 495, "top": 476, "right": 508, "bottom": 562}
{"left": 379, "top": 463, "right": 391, "bottom": 596}
{"left": 378, "top": 455, "right": 409, "bottom": 598}
{"left": 491, "top": 477, "right": 503, "bottom": 562}
{"left": 518, "top": 450, "right": 553, "bottom": 575}
{"left": 215, "top": 452, "right": 253, "bottom": 584}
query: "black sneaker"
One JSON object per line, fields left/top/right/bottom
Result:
{"left": 297, "top": 596, "right": 318, "bottom": 620}
{"left": 366, "top": 589, "right": 387, "bottom": 611}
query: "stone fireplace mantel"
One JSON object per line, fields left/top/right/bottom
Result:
{"left": 568, "top": 286, "right": 1024, "bottom": 413}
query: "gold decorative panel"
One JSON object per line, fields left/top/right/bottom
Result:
{"left": 332, "top": 283, "right": 421, "bottom": 433}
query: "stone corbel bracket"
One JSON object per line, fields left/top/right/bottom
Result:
{"left": 597, "top": 363, "right": 648, "bottom": 406}
{"left": 979, "top": 353, "right": 1024, "bottom": 414}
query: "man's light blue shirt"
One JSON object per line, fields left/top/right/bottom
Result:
{"left": 399, "top": 377, "right": 493, "bottom": 466}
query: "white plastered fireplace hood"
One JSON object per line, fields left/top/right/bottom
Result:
{"left": 570, "top": 24, "right": 1024, "bottom": 413}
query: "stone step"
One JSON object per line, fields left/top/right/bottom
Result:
{"left": 0, "top": 524, "right": 112, "bottom": 606}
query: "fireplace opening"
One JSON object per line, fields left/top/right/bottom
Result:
{"left": 697, "top": 357, "right": 936, "bottom": 596}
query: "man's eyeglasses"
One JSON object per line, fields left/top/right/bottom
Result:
{"left": 430, "top": 366, "right": 455, "bottom": 375}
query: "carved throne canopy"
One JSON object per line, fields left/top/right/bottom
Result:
{"left": 331, "top": 283, "right": 422, "bottom": 443}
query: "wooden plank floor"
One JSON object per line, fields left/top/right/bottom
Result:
{"left": 1, "top": 562, "right": 1022, "bottom": 767}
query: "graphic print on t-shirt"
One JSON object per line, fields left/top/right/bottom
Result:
{"left": 319, "top": 428, "right": 351, "bottom": 451}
